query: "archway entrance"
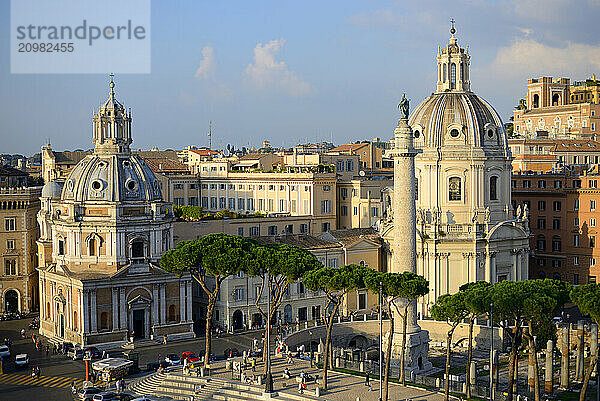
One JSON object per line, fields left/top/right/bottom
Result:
{"left": 552, "top": 93, "right": 560, "bottom": 106}
{"left": 4, "top": 290, "right": 18, "bottom": 313}
{"left": 252, "top": 313, "right": 263, "bottom": 329}
{"left": 232, "top": 310, "right": 243, "bottom": 331}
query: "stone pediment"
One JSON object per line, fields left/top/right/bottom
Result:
{"left": 128, "top": 294, "right": 151, "bottom": 307}
{"left": 344, "top": 237, "right": 382, "bottom": 251}
{"left": 110, "top": 262, "right": 172, "bottom": 280}
{"left": 53, "top": 292, "right": 66, "bottom": 304}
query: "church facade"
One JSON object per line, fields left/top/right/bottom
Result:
{"left": 37, "top": 78, "right": 194, "bottom": 346}
{"left": 382, "top": 28, "right": 530, "bottom": 317}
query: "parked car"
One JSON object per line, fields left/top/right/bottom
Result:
{"left": 84, "top": 346, "right": 101, "bottom": 359}
{"left": 67, "top": 348, "right": 85, "bottom": 360}
{"left": 164, "top": 354, "right": 180, "bottom": 366}
{"left": 224, "top": 348, "right": 241, "bottom": 358}
{"left": 93, "top": 392, "right": 119, "bottom": 401}
{"left": 75, "top": 387, "right": 102, "bottom": 401}
{"left": 180, "top": 351, "right": 200, "bottom": 363}
{"left": 14, "top": 353, "right": 29, "bottom": 368}
{"left": 0, "top": 345, "right": 10, "bottom": 358}
{"left": 145, "top": 361, "right": 169, "bottom": 372}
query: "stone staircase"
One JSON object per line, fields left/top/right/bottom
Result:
{"left": 130, "top": 370, "right": 323, "bottom": 401}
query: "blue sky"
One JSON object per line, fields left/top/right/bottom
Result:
{"left": 2, "top": 0, "right": 600, "bottom": 155}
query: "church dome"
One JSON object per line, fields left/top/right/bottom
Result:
{"left": 408, "top": 26, "right": 508, "bottom": 151}
{"left": 409, "top": 92, "right": 508, "bottom": 149}
{"left": 60, "top": 75, "right": 163, "bottom": 203}
{"left": 41, "top": 180, "right": 62, "bottom": 199}
{"left": 61, "top": 153, "right": 162, "bottom": 203}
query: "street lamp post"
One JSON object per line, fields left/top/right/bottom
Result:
{"left": 264, "top": 272, "right": 274, "bottom": 393}
{"left": 379, "top": 281, "right": 383, "bottom": 401}
{"left": 489, "top": 302, "right": 494, "bottom": 401}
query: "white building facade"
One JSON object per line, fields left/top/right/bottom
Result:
{"left": 382, "top": 28, "right": 530, "bottom": 316}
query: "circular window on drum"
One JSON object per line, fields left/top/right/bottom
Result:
{"left": 414, "top": 129, "right": 420, "bottom": 138}
{"left": 122, "top": 160, "right": 131, "bottom": 169}
{"left": 91, "top": 179, "right": 104, "bottom": 192}
{"left": 125, "top": 178, "right": 138, "bottom": 192}
{"left": 450, "top": 129, "right": 460, "bottom": 138}
{"left": 487, "top": 129, "right": 494, "bottom": 138}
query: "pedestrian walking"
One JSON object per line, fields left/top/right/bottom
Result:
{"left": 116, "top": 379, "right": 121, "bottom": 393}
{"left": 36, "top": 366, "right": 40, "bottom": 379}
{"left": 365, "top": 372, "right": 372, "bottom": 391}
{"left": 45, "top": 345, "right": 50, "bottom": 357}
{"left": 287, "top": 351, "right": 293, "bottom": 364}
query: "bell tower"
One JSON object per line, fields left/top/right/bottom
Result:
{"left": 92, "top": 74, "right": 133, "bottom": 155}
{"left": 436, "top": 21, "right": 471, "bottom": 93}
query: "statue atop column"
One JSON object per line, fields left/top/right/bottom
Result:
{"left": 398, "top": 93, "right": 410, "bottom": 120}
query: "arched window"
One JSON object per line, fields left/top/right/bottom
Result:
{"left": 449, "top": 177, "right": 461, "bottom": 201}
{"left": 131, "top": 239, "right": 145, "bottom": 259}
{"left": 552, "top": 236, "right": 562, "bottom": 252}
{"left": 100, "top": 312, "right": 108, "bottom": 330}
{"left": 450, "top": 63, "right": 456, "bottom": 89}
{"left": 89, "top": 238, "right": 96, "bottom": 256}
{"left": 168, "top": 305, "right": 176, "bottom": 322}
{"left": 73, "top": 311, "right": 78, "bottom": 331}
{"left": 58, "top": 239, "right": 65, "bottom": 256}
{"left": 537, "top": 271, "right": 546, "bottom": 279}
{"left": 552, "top": 93, "right": 560, "bottom": 106}
{"left": 490, "top": 176, "right": 498, "bottom": 201}
{"left": 533, "top": 94, "right": 540, "bottom": 108}
{"left": 443, "top": 64, "right": 447, "bottom": 83}
{"left": 552, "top": 272, "right": 561, "bottom": 280}
{"left": 537, "top": 235, "right": 546, "bottom": 251}
{"left": 460, "top": 62, "right": 464, "bottom": 82}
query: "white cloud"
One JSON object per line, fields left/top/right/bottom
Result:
{"left": 487, "top": 39, "right": 600, "bottom": 78}
{"left": 244, "top": 39, "right": 312, "bottom": 96}
{"left": 195, "top": 46, "right": 216, "bottom": 79}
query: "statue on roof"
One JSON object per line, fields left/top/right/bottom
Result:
{"left": 398, "top": 93, "right": 410, "bottom": 120}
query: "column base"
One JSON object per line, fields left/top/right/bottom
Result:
{"left": 391, "top": 328, "right": 433, "bottom": 374}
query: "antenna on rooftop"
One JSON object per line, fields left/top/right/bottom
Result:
{"left": 208, "top": 120, "right": 212, "bottom": 150}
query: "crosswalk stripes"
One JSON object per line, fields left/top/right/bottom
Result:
{"left": 0, "top": 373, "right": 102, "bottom": 389}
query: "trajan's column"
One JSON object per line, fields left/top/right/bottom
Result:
{"left": 390, "top": 95, "right": 432, "bottom": 373}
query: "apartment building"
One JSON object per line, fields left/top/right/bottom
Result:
{"left": 512, "top": 169, "right": 600, "bottom": 284}
{"left": 508, "top": 138, "right": 600, "bottom": 172}
{"left": 336, "top": 177, "right": 392, "bottom": 229}
{"left": 1, "top": 185, "right": 42, "bottom": 313}
{"left": 198, "top": 167, "right": 337, "bottom": 233}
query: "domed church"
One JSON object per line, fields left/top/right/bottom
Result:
{"left": 382, "top": 27, "right": 530, "bottom": 317}
{"left": 37, "top": 77, "right": 194, "bottom": 346}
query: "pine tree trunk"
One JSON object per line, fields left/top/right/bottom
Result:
{"left": 466, "top": 317, "right": 474, "bottom": 399}
{"left": 444, "top": 330, "right": 453, "bottom": 401}
{"left": 506, "top": 329, "right": 518, "bottom": 401}
{"left": 322, "top": 301, "right": 340, "bottom": 391}
{"left": 400, "top": 304, "right": 409, "bottom": 385}
{"left": 383, "top": 303, "right": 394, "bottom": 401}
{"left": 579, "top": 354, "right": 599, "bottom": 401}
{"left": 525, "top": 323, "right": 541, "bottom": 401}
{"left": 204, "top": 299, "right": 215, "bottom": 368}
